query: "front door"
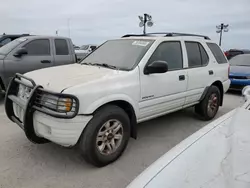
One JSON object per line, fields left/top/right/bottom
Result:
{"left": 4, "top": 38, "right": 54, "bottom": 85}
{"left": 139, "top": 41, "right": 188, "bottom": 121}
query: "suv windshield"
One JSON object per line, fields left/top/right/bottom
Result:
{"left": 0, "top": 38, "right": 27, "bottom": 55}
{"left": 80, "top": 45, "right": 89, "bottom": 50}
{"left": 81, "top": 39, "right": 154, "bottom": 70}
{"left": 229, "top": 54, "right": 250, "bottom": 66}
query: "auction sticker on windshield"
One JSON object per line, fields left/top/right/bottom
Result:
{"left": 132, "top": 41, "right": 149, "bottom": 47}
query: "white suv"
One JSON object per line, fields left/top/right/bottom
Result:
{"left": 5, "top": 33, "right": 230, "bottom": 167}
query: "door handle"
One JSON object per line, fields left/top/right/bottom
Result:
{"left": 41, "top": 60, "right": 51, "bottom": 63}
{"left": 209, "top": 70, "right": 214, "bottom": 75}
{"left": 179, "top": 75, "right": 185, "bottom": 81}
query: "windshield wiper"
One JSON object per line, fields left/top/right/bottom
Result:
{"left": 81, "top": 62, "right": 118, "bottom": 70}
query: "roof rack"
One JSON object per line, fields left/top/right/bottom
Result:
{"left": 122, "top": 32, "right": 210, "bottom": 40}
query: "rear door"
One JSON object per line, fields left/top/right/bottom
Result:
{"left": 53, "top": 39, "right": 73, "bottom": 66}
{"left": 184, "top": 41, "right": 211, "bottom": 105}
{"left": 4, "top": 38, "right": 54, "bottom": 83}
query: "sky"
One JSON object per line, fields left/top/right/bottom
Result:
{"left": 0, "top": 0, "right": 250, "bottom": 50}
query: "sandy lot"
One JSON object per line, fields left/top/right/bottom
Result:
{"left": 0, "top": 92, "right": 244, "bottom": 188}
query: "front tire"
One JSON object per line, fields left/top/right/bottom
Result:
{"left": 195, "top": 86, "right": 221, "bottom": 121}
{"left": 79, "top": 105, "right": 130, "bottom": 167}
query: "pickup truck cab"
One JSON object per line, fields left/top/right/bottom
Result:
{"left": 0, "top": 36, "right": 76, "bottom": 94}
{"left": 5, "top": 33, "right": 230, "bottom": 167}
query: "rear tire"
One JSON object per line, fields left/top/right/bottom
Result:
{"left": 79, "top": 105, "right": 130, "bottom": 167}
{"left": 195, "top": 86, "right": 221, "bottom": 121}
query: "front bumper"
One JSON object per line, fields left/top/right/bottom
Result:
{"left": 5, "top": 73, "right": 90, "bottom": 146}
{"left": 33, "top": 111, "right": 92, "bottom": 146}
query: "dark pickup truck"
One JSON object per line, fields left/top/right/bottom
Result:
{"left": 0, "top": 36, "right": 76, "bottom": 94}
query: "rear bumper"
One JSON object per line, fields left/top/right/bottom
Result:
{"left": 223, "top": 79, "right": 231, "bottom": 93}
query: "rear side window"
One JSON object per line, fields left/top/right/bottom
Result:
{"left": 148, "top": 41, "right": 183, "bottom": 70}
{"left": 185, "top": 42, "right": 209, "bottom": 67}
{"left": 24, "top": 39, "right": 50, "bottom": 55}
{"left": 207, "top": 43, "right": 227, "bottom": 64}
{"left": 55, "top": 39, "right": 69, "bottom": 55}
{"left": 200, "top": 44, "right": 209, "bottom": 64}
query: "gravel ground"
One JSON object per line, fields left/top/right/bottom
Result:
{"left": 0, "top": 92, "right": 244, "bottom": 188}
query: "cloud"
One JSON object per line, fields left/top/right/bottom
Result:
{"left": 1, "top": 0, "right": 250, "bottom": 49}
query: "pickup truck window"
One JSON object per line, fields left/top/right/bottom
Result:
{"left": 0, "top": 38, "right": 27, "bottom": 55}
{"left": 55, "top": 39, "right": 69, "bottom": 55}
{"left": 148, "top": 41, "right": 183, "bottom": 71}
{"left": 81, "top": 39, "right": 154, "bottom": 70}
{"left": 24, "top": 39, "right": 50, "bottom": 56}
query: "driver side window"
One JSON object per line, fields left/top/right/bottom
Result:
{"left": 23, "top": 39, "right": 50, "bottom": 56}
{"left": 148, "top": 41, "right": 183, "bottom": 71}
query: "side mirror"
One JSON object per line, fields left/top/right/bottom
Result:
{"left": 144, "top": 61, "right": 169, "bottom": 75}
{"left": 14, "top": 48, "right": 28, "bottom": 57}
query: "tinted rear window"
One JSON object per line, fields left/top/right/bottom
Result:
{"left": 207, "top": 43, "right": 227, "bottom": 64}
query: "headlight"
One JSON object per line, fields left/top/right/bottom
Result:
{"left": 57, "top": 98, "right": 73, "bottom": 112}
{"left": 41, "top": 94, "right": 73, "bottom": 112}
{"left": 18, "top": 85, "right": 32, "bottom": 100}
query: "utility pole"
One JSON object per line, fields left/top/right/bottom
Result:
{"left": 138, "top": 13, "right": 153, "bottom": 34}
{"left": 216, "top": 23, "right": 229, "bottom": 46}
{"left": 67, "top": 18, "right": 71, "bottom": 38}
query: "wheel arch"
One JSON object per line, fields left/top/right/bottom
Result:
{"left": 0, "top": 76, "right": 5, "bottom": 92}
{"left": 211, "top": 81, "right": 224, "bottom": 106}
{"left": 82, "top": 96, "right": 138, "bottom": 139}
{"left": 201, "top": 80, "right": 224, "bottom": 106}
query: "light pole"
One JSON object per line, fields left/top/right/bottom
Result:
{"left": 216, "top": 23, "right": 229, "bottom": 46}
{"left": 138, "top": 13, "right": 153, "bottom": 34}
{"left": 67, "top": 18, "right": 71, "bottom": 38}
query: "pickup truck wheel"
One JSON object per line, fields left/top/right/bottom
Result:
{"left": 195, "top": 86, "right": 221, "bottom": 121}
{"left": 79, "top": 105, "right": 130, "bottom": 167}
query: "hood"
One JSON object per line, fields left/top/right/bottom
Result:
{"left": 24, "top": 64, "right": 118, "bottom": 92}
{"left": 230, "top": 65, "right": 250, "bottom": 76}
{"left": 128, "top": 105, "right": 250, "bottom": 188}
{"left": 0, "top": 54, "right": 6, "bottom": 60}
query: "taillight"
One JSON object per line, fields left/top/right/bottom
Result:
{"left": 225, "top": 51, "right": 229, "bottom": 57}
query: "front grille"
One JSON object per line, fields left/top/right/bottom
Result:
{"left": 229, "top": 75, "right": 248, "bottom": 79}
